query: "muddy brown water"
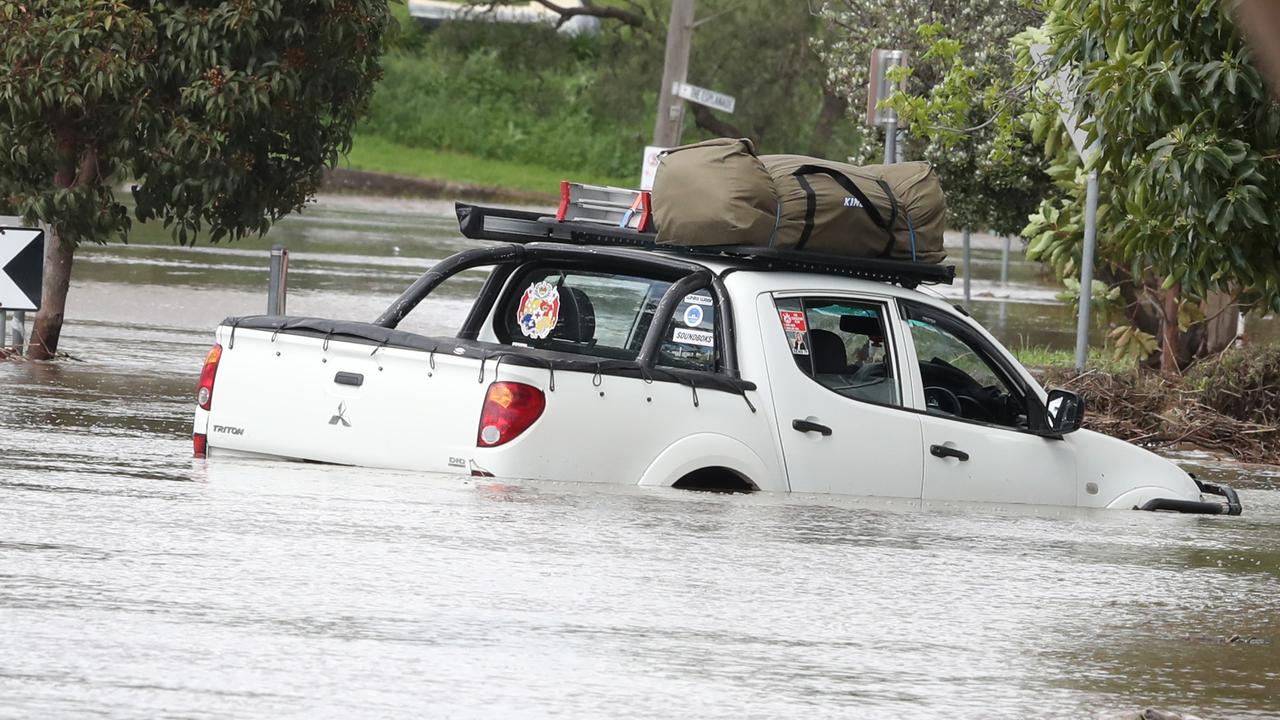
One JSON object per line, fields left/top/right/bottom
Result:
{"left": 1, "top": 196, "right": 1278, "bottom": 719}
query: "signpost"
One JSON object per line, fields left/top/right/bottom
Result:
{"left": 868, "top": 49, "right": 907, "bottom": 165}
{"left": 1032, "top": 44, "right": 1101, "bottom": 372}
{"left": 643, "top": 84, "right": 734, "bottom": 189}
{"left": 0, "top": 224, "right": 43, "bottom": 355}
{"left": 672, "top": 81, "right": 736, "bottom": 114}
{"left": 0, "top": 226, "right": 43, "bottom": 313}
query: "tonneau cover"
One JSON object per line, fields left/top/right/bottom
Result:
{"left": 223, "top": 315, "right": 757, "bottom": 396}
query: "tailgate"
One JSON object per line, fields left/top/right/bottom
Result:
{"left": 203, "top": 326, "right": 491, "bottom": 472}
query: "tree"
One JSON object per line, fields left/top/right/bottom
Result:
{"left": 1022, "top": 0, "right": 1280, "bottom": 372}
{"left": 813, "top": 0, "right": 1050, "bottom": 235}
{"left": 0, "top": 0, "right": 390, "bottom": 359}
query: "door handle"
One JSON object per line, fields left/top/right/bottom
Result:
{"left": 792, "top": 419, "right": 833, "bottom": 436}
{"left": 930, "top": 444, "right": 969, "bottom": 462}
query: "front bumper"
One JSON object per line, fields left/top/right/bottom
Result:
{"left": 1140, "top": 479, "right": 1243, "bottom": 515}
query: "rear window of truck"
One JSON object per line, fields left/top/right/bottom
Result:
{"left": 495, "top": 267, "right": 718, "bottom": 372}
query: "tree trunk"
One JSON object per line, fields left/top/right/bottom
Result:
{"left": 1160, "top": 283, "right": 1181, "bottom": 375}
{"left": 809, "top": 86, "right": 848, "bottom": 157}
{"left": 1197, "top": 290, "right": 1240, "bottom": 356}
{"left": 26, "top": 224, "right": 75, "bottom": 360}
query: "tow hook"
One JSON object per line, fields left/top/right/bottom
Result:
{"left": 1139, "top": 478, "right": 1243, "bottom": 516}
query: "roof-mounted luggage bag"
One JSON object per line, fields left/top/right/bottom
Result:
{"left": 651, "top": 137, "right": 778, "bottom": 247}
{"left": 761, "top": 155, "right": 946, "bottom": 263}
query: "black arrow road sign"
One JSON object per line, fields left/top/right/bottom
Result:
{"left": 0, "top": 227, "right": 43, "bottom": 312}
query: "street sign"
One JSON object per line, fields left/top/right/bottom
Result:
{"left": 0, "top": 226, "right": 44, "bottom": 312}
{"left": 1030, "top": 44, "right": 1099, "bottom": 164}
{"left": 672, "top": 81, "right": 736, "bottom": 114}
{"left": 867, "top": 49, "right": 908, "bottom": 127}
{"left": 640, "top": 145, "right": 667, "bottom": 191}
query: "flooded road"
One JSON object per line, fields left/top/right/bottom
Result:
{"left": 2, "top": 196, "right": 1278, "bottom": 718}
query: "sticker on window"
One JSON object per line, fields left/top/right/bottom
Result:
{"left": 683, "top": 304, "right": 704, "bottom": 328}
{"left": 779, "top": 310, "right": 807, "bottom": 333}
{"left": 779, "top": 310, "right": 809, "bottom": 356}
{"left": 516, "top": 281, "right": 561, "bottom": 339}
{"left": 672, "top": 327, "right": 714, "bottom": 347}
{"left": 683, "top": 293, "right": 713, "bottom": 306}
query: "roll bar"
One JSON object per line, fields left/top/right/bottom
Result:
{"left": 374, "top": 242, "right": 741, "bottom": 377}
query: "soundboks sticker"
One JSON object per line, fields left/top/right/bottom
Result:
{"left": 516, "top": 281, "right": 560, "bottom": 339}
{"left": 671, "top": 327, "right": 714, "bottom": 347}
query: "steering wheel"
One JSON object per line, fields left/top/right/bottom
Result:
{"left": 919, "top": 358, "right": 998, "bottom": 421}
{"left": 923, "top": 386, "right": 962, "bottom": 415}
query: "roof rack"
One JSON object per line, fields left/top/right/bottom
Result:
{"left": 455, "top": 202, "right": 955, "bottom": 288}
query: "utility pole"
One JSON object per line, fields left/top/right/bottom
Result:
{"left": 652, "top": 0, "right": 695, "bottom": 147}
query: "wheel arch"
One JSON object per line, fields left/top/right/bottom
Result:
{"left": 638, "top": 432, "right": 781, "bottom": 492}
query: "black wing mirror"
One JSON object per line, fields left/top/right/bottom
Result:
{"left": 1044, "top": 389, "right": 1085, "bottom": 434}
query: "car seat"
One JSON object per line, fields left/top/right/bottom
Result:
{"left": 810, "top": 329, "right": 848, "bottom": 374}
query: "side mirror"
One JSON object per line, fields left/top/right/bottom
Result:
{"left": 1044, "top": 389, "right": 1085, "bottom": 434}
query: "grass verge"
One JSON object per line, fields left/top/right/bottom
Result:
{"left": 342, "top": 135, "right": 634, "bottom": 197}
{"left": 1011, "top": 344, "right": 1134, "bottom": 374}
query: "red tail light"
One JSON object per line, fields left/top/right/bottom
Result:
{"left": 477, "top": 382, "right": 546, "bottom": 447}
{"left": 197, "top": 344, "right": 222, "bottom": 410}
{"left": 193, "top": 432, "right": 208, "bottom": 458}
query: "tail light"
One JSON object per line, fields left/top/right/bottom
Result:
{"left": 477, "top": 382, "right": 546, "bottom": 447}
{"left": 193, "top": 433, "right": 208, "bottom": 458}
{"left": 197, "top": 344, "right": 222, "bottom": 410}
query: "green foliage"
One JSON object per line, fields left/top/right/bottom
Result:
{"left": 0, "top": 0, "right": 391, "bottom": 246}
{"left": 1055, "top": 277, "right": 1121, "bottom": 325}
{"left": 1038, "top": 0, "right": 1280, "bottom": 313}
{"left": 360, "top": 2, "right": 859, "bottom": 185}
{"left": 815, "top": 0, "right": 1051, "bottom": 235}
{"left": 1011, "top": 343, "right": 1134, "bottom": 372}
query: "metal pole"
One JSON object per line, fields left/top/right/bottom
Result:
{"left": 962, "top": 228, "right": 971, "bottom": 310}
{"left": 13, "top": 310, "right": 25, "bottom": 354}
{"left": 0, "top": 312, "right": 6, "bottom": 350}
{"left": 1074, "top": 170, "right": 1100, "bottom": 372}
{"left": 883, "top": 117, "right": 897, "bottom": 165}
{"left": 652, "top": 0, "right": 695, "bottom": 147}
{"left": 268, "top": 245, "right": 289, "bottom": 316}
{"left": 1001, "top": 235, "right": 1011, "bottom": 286}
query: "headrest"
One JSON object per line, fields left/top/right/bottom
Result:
{"left": 809, "top": 329, "right": 847, "bottom": 374}
{"left": 550, "top": 286, "right": 596, "bottom": 343}
{"left": 839, "top": 314, "right": 884, "bottom": 338}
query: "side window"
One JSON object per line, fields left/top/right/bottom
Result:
{"left": 499, "top": 268, "right": 660, "bottom": 360}
{"left": 656, "top": 290, "right": 718, "bottom": 372}
{"left": 904, "top": 304, "right": 1028, "bottom": 429}
{"left": 775, "top": 297, "right": 901, "bottom": 407}
{"left": 495, "top": 267, "right": 718, "bottom": 371}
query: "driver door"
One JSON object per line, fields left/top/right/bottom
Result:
{"left": 901, "top": 302, "right": 1077, "bottom": 507}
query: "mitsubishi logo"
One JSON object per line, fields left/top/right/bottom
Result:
{"left": 329, "top": 401, "right": 351, "bottom": 427}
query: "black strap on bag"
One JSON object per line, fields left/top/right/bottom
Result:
{"left": 792, "top": 164, "right": 896, "bottom": 255}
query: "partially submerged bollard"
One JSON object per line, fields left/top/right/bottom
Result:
{"left": 267, "top": 245, "right": 289, "bottom": 316}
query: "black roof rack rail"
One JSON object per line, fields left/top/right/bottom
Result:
{"left": 455, "top": 202, "right": 954, "bottom": 288}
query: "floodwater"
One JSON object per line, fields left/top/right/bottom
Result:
{"left": 2, "top": 195, "right": 1278, "bottom": 719}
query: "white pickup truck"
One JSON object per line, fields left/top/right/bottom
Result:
{"left": 192, "top": 203, "right": 1241, "bottom": 515}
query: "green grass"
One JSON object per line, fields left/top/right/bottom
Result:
{"left": 342, "top": 135, "right": 634, "bottom": 196}
{"left": 1012, "top": 344, "right": 1135, "bottom": 373}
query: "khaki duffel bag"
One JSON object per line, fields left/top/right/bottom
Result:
{"left": 652, "top": 137, "right": 778, "bottom": 247}
{"left": 760, "top": 155, "right": 946, "bottom": 263}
